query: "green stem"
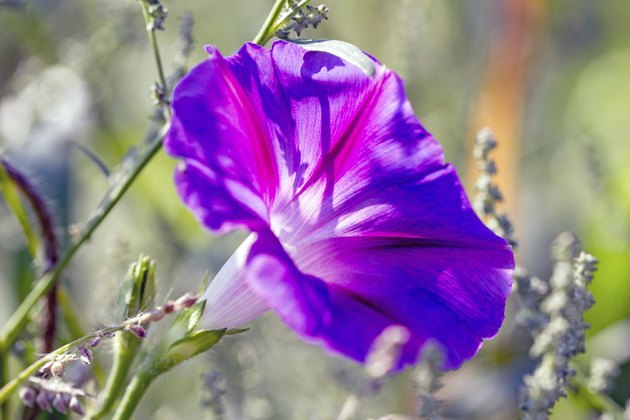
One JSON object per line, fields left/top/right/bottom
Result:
{"left": 91, "top": 334, "right": 141, "bottom": 419}
{"left": 0, "top": 327, "right": 121, "bottom": 405}
{"left": 253, "top": 0, "right": 312, "bottom": 46}
{"left": 0, "top": 342, "right": 9, "bottom": 420}
{"left": 139, "top": 0, "right": 171, "bottom": 118}
{"left": 0, "top": 124, "right": 168, "bottom": 350}
{"left": 252, "top": 0, "right": 287, "bottom": 45}
{"left": 111, "top": 370, "right": 156, "bottom": 420}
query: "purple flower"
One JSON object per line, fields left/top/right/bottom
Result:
{"left": 164, "top": 40, "right": 514, "bottom": 370}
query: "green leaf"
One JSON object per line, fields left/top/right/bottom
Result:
{"left": 162, "top": 300, "right": 207, "bottom": 345}
{"left": 180, "top": 299, "right": 206, "bottom": 335}
{"left": 292, "top": 39, "right": 376, "bottom": 77}
{"left": 155, "top": 329, "right": 226, "bottom": 374}
{"left": 198, "top": 271, "right": 211, "bottom": 296}
{"left": 225, "top": 328, "right": 249, "bottom": 335}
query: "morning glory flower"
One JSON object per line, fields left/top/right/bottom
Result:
{"left": 164, "top": 40, "right": 514, "bottom": 370}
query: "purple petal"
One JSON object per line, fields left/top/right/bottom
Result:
{"left": 174, "top": 161, "right": 269, "bottom": 234}
{"left": 295, "top": 236, "right": 513, "bottom": 369}
{"left": 243, "top": 230, "right": 511, "bottom": 370}
{"left": 165, "top": 44, "right": 282, "bottom": 233}
{"left": 281, "top": 163, "right": 509, "bottom": 248}
{"left": 245, "top": 231, "right": 410, "bottom": 364}
{"left": 266, "top": 52, "right": 483, "bottom": 245}
{"left": 165, "top": 41, "right": 445, "bottom": 235}
{"left": 267, "top": 41, "right": 418, "bottom": 195}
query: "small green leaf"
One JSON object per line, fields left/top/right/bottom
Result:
{"left": 198, "top": 271, "right": 210, "bottom": 296}
{"left": 155, "top": 329, "right": 226, "bottom": 374}
{"left": 69, "top": 140, "right": 111, "bottom": 177}
{"left": 163, "top": 300, "right": 207, "bottom": 344}
{"left": 181, "top": 299, "right": 206, "bottom": 335}
{"left": 118, "top": 263, "right": 137, "bottom": 318}
{"left": 292, "top": 39, "right": 376, "bottom": 77}
{"left": 225, "top": 328, "right": 249, "bottom": 335}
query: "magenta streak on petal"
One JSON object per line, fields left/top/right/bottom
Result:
{"left": 293, "top": 67, "right": 387, "bottom": 199}
{"left": 327, "top": 74, "right": 386, "bottom": 182}
{"left": 201, "top": 47, "right": 279, "bottom": 205}
{"left": 213, "top": 53, "right": 279, "bottom": 205}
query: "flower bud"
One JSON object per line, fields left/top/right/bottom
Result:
{"left": 19, "top": 386, "right": 37, "bottom": 407}
{"left": 50, "top": 360, "right": 65, "bottom": 377}
{"left": 126, "top": 324, "right": 147, "bottom": 339}
{"left": 69, "top": 396, "right": 85, "bottom": 416}
{"left": 174, "top": 294, "right": 198, "bottom": 311}
{"left": 149, "top": 308, "right": 165, "bottom": 322}
{"left": 40, "top": 361, "right": 53, "bottom": 376}
{"left": 78, "top": 347, "right": 93, "bottom": 365}
{"left": 89, "top": 336, "right": 101, "bottom": 348}
{"left": 164, "top": 301, "right": 175, "bottom": 313}
{"left": 137, "top": 313, "right": 153, "bottom": 324}
{"left": 52, "top": 393, "right": 68, "bottom": 414}
{"left": 35, "top": 390, "right": 53, "bottom": 412}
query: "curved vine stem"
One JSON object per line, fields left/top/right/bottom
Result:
{"left": 0, "top": 124, "right": 168, "bottom": 351}
{"left": 252, "top": 0, "right": 312, "bottom": 46}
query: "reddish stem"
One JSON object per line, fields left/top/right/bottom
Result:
{"left": 1, "top": 156, "right": 60, "bottom": 352}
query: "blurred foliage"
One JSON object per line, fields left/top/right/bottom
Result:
{"left": 1, "top": 0, "right": 629, "bottom": 419}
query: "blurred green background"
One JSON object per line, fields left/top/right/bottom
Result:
{"left": 1, "top": 0, "right": 630, "bottom": 418}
